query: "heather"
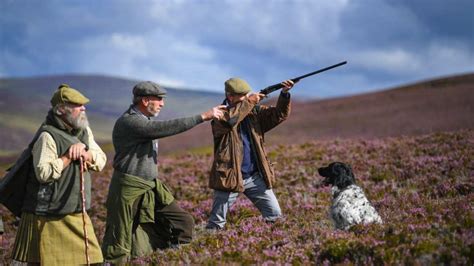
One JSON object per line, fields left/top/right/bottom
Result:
{"left": 1, "top": 130, "right": 473, "bottom": 264}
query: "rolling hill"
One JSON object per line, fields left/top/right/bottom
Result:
{"left": 0, "top": 73, "right": 473, "bottom": 264}
{"left": 270, "top": 72, "right": 474, "bottom": 141}
{"left": 0, "top": 73, "right": 473, "bottom": 156}
{"left": 0, "top": 74, "right": 223, "bottom": 154}
{"left": 160, "top": 72, "right": 474, "bottom": 153}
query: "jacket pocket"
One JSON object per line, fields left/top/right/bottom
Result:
{"left": 35, "top": 182, "right": 54, "bottom": 215}
{"left": 215, "top": 138, "right": 232, "bottom": 173}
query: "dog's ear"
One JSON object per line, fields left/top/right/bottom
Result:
{"left": 346, "top": 164, "right": 356, "bottom": 184}
{"left": 333, "top": 163, "right": 355, "bottom": 189}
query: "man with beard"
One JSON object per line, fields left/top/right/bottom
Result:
{"left": 102, "top": 81, "right": 225, "bottom": 263}
{"left": 9, "top": 84, "right": 106, "bottom": 265}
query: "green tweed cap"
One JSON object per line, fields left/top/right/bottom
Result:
{"left": 50, "top": 84, "right": 90, "bottom": 107}
{"left": 225, "top": 78, "right": 251, "bottom": 95}
{"left": 133, "top": 81, "right": 167, "bottom": 98}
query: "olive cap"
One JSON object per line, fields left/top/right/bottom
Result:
{"left": 133, "top": 81, "right": 167, "bottom": 98}
{"left": 50, "top": 84, "right": 89, "bottom": 107}
{"left": 225, "top": 78, "right": 251, "bottom": 95}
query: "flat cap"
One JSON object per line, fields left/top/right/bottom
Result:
{"left": 50, "top": 84, "right": 89, "bottom": 107}
{"left": 133, "top": 81, "right": 167, "bottom": 98}
{"left": 225, "top": 77, "right": 251, "bottom": 95}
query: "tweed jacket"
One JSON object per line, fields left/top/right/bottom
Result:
{"left": 209, "top": 93, "right": 290, "bottom": 192}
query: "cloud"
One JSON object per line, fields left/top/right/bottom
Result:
{"left": 351, "top": 40, "right": 474, "bottom": 83}
{"left": 72, "top": 30, "right": 231, "bottom": 90}
{"left": 425, "top": 42, "right": 474, "bottom": 75}
{"left": 0, "top": 50, "right": 36, "bottom": 77}
{"left": 109, "top": 34, "right": 148, "bottom": 57}
{"left": 147, "top": 1, "right": 349, "bottom": 63}
{"left": 354, "top": 48, "right": 421, "bottom": 74}
{"left": 1, "top": 0, "right": 473, "bottom": 97}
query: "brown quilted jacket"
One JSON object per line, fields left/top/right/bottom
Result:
{"left": 209, "top": 93, "right": 291, "bottom": 192}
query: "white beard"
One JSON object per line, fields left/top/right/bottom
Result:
{"left": 65, "top": 110, "right": 89, "bottom": 129}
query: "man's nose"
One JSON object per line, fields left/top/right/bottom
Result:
{"left": 80, "top": 105, "right": 86, "bottom": 111}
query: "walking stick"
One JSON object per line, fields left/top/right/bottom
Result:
{"left": 80, "top": 157, "right": 91, "bottom": 265}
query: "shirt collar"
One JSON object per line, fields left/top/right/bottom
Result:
{"left": 131, "top": 105, "right": 149, "bottom": 119}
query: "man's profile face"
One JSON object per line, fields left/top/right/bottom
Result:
{"left": 144, "top": 96, "right": 165, "bottom": 117}
{"left": 62, "top": 103, "right": 89, "bottom": 129}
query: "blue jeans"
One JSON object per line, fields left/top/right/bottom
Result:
{"left": 206, "top": 172, "right": 282, "bottom": 229}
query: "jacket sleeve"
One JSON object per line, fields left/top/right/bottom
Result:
{"left": 85, "top": 127, "right": 107, "bottom": 172}
{"left": 257, "top": 92, "right": 291, "bottom": 133}
{"left": 32, "top": 132, "right": 64, "bottom": 183}
{"left": 124, "top": 114, "right": 204, "bottom": 141}
{"left": 212, "top": 99, "right": 255, "bottom": 138}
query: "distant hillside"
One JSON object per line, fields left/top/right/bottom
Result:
{"left": 270, "top": 72, "right": 474, "bottom": 142}
{"left": 0, "top": 74, "right": 223, "bottom": 154}
{"left": 1, "top": 73, "right": 473, "bottom": 156}
{"left": 159, "top": 73, "right": 474, "bottom": 153}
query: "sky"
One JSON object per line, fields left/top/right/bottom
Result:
{"left": 1, "top": 0, "right": 473, "bottom": 98}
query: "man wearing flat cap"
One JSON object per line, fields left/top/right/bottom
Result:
{"left": 102, "top": 81, "right": 225, "bottom": 263}
{"left": 206, "top": 78, "right": 295, "bottom": 229}
{"left": 4, "top": 84, "right": 106, "bottom": 265}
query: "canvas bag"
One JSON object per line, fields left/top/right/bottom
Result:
{"left": 0, "top": 128, "right": 42, "bottom": 217}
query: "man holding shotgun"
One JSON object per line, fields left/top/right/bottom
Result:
{"left": 206, "top": 78, "right": 295, "bottom": 229}
{"left": 206, "top": 62, "right": 346, "bottom": 229}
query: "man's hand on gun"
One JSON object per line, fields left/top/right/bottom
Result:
{"left": 248, "top": 79, "right": 295, "bottom": 104}
{"left": 247, "top": 92, "right": 266, "bottom": 104}
{"left": 281, "top": 79, "right": 295, "bottom": 93}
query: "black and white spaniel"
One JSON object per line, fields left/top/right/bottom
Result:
{"left": 318, "top": 162, "right": 382, "bottom": 230}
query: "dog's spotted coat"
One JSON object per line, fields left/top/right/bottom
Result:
{"left": 330, "top": 185, "right": 382, "bottom": 230}
{"left": 318, "top": 162, "right": 383, "bottom": 230}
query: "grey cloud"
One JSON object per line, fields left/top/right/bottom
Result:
{"left": 1, "top": 0, "right": 472, "bottom": 97}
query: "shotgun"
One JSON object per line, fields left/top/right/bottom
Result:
{"left": 259, "top": 61, "right": 347, "bottom": 95}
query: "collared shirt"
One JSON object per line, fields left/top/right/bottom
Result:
{"left": 240, "top": 117, "right": 257, "bottom": 178}
{"left": 32, "top": 126, "right": 107, "bottom": 183}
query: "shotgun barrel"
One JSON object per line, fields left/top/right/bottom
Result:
{"left": 260, "top": 61, "right": 347, "bottom": 95}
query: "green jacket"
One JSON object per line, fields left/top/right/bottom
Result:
{"left": 23, "top": 122, "right": 90, "bottom": 215}
{"left": 102, "top": 170, "right": 174, "bottom": 263}
{"left": 210, "top": 93, "right": 291, "bottom": 192}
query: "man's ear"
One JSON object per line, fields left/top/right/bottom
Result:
{"left": 55, "top": 105, "right": 65, "bottom": 115}
{"left": 141, "top": 97, "right": 149, "bottom": 107}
